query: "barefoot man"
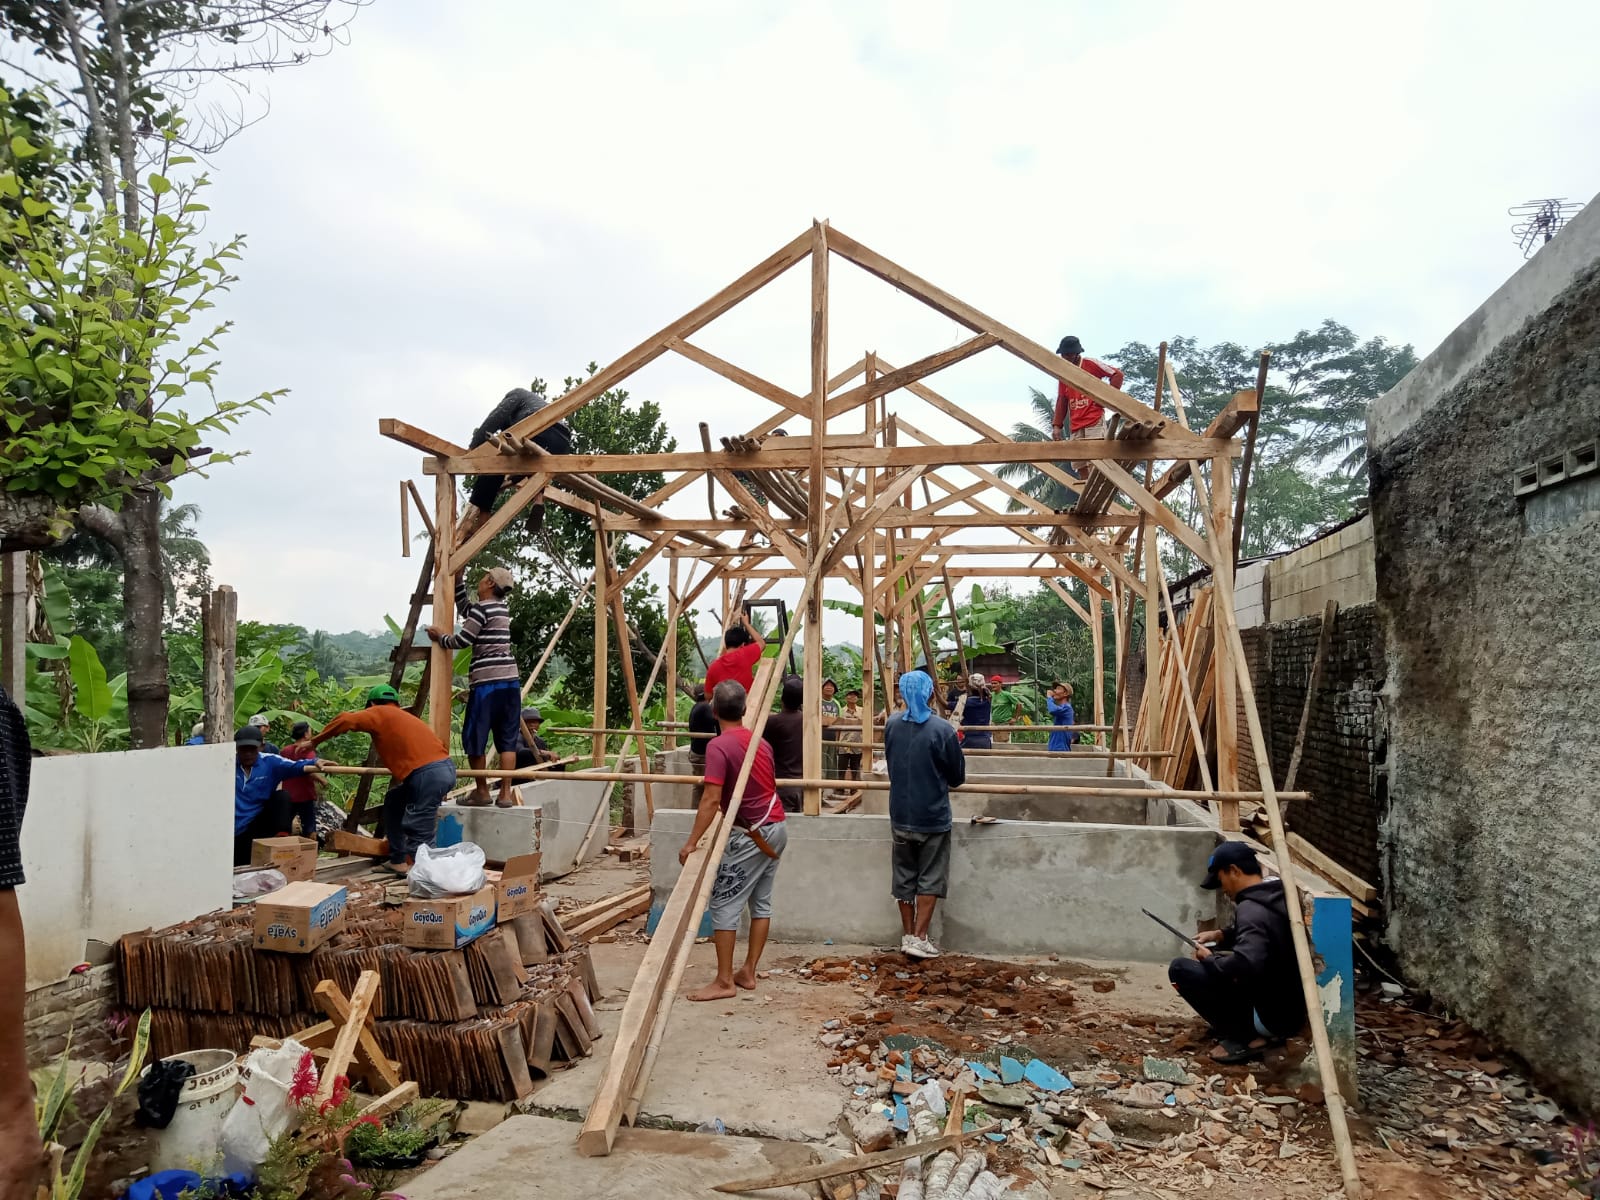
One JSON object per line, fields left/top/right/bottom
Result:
{"left": 679, "top": 680, "right": 787, "bottom": 1001}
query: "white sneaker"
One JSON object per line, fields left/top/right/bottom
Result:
{"left": 906, "top": 937, "right": 941, "bottom": 960}
{"left": 900, "top": 934, "right": 915, "bottom": 954}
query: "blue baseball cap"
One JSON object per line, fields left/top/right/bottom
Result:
{"left": 1201, "top": 841, "right": 1262, "bottom": 890}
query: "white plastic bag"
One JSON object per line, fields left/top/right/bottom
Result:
{"left": 232, "top": 868, "right": 286, "bottom": 900}
{"left": 409, "top": 841, "right": 488, "bottom": 898}
{"left": 220, "top": 1038, "right": 310, "bottom": 1173}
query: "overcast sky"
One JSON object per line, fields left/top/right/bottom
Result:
{"left": 170, "top": 0, "right": 1600, "bottom": 641}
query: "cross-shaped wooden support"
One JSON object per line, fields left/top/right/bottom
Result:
{"left": 250, "top": 970, "right": 404, "bottom": 1099}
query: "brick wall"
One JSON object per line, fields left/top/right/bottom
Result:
{"left": 24, "top": 965, "right": 119, "bottom": 1067}
{"left": 1236, "top": 603, "right": 1386, "bottom": 886}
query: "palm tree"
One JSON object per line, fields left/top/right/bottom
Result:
{"left": 995, "top": 388, "right": 1077, "bottom": 512}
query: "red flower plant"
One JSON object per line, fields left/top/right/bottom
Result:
{"left": 288, "top": 1050, "right": 319, "bottom": 1106}
{"left": 317, "top": 1074, "right": 352, "bottom": 1115}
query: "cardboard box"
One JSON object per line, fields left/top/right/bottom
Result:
{"left": 251, "top": 836, "right": 319, "bottom": 882}
{"left": 493, "top": 853, "right": 542, "bottom": 922}
{"left": 401, "top": 885, "right": 498, "bottom": 950}
{"left": 254, "top": 882, "right": 348, "bottom": 954}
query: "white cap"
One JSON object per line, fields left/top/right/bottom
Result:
{"left": 190, "top": 721, "right": 205, "bottom": 737}
{"left": 250, "top": 713, "right": 270, "bottom": 728}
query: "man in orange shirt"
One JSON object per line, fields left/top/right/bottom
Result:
{"left": 294, "top": 685, "right": 457, "bottom": 875}
{"left": 1050, "top": 335, "right": 1126, "bottom": 475}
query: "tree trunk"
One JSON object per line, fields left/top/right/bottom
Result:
{"left": 121, "top": 490, "right": 169, "bottom": 746}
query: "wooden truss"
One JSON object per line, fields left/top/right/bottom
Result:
{"left": 377, "top": 221, "right": 1361, "bottom": 1193}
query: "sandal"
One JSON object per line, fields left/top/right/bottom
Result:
{"left": 1211, "top": 1038, "right": 1266, "bottom": 1065}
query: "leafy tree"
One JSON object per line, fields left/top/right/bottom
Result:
{"left": 0, "top": 2, "right": 366, "bottom": 745}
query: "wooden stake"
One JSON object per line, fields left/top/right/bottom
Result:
{"left": 201, "top": 584, "right": 237, "bottom": 744}
{"left": 428, "top": 474, "right": 456, "bottom": 744}
{"left": 665, "top": 552, "right": 679, "bottom": 751}
{"left": 592, "top": 524, "right": 610, "bottom": 767}
{"left": 399, "top": 480, "right": 410, "bottom": 558}
{"left": 1285, "top": 600, "right": 1339, "bottom": 791}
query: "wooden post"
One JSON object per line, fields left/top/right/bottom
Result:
{"left": 1198, "top": 480, "right": 1363, "bottom": 1200}
{"left": 592, "top": 525, "right": 610, "bottom": 767}
{"left": 1090, "top": 577, "right": 1106, "bottom": 746}
{"left": 1210, "top": 453, "right": 1239, "bottom": 827}
{"left": 1143, "top": 532, "right": 1164, "bottom": 756}
{"left": 1159, "top": 569, "right": 1215, "bottom": 794}
{"left": 200, "top": 584, "right": 237, "bottom": 743}
{"left": 860, "top": 359, "right": 877, "bottom": 766}
{"left": 802, "top": 220, "right": 829, "bottom": 816}
{"left": 0, "top": 552, "right": 25, "bottom": 703}
{"left": 428, "top": 474, "right": 456, "bottom": 744}
{"left": 664, "top": 552, "right": 679, "bottom": 751}
{"left": 399, "top": 480, "right": 410, "bottom": 558}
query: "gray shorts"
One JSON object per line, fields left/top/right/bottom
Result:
{"left": 891, "top": 827, "right": 951, "bottom": 901}
{"left": 708, "top": 822, "right": 787, "bottom": 931}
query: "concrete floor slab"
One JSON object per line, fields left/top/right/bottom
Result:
{"left": 523, "top": 939, "right": 876, "bottom": 1142}
{"left": 403, "top": 1114, "right": 821, "bottom": 1200}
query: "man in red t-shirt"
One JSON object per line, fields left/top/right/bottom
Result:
{"left": 704, "top": 611, "right": 765, "bottom": 694}
{"left": 679, "top": 679, "right": 787, "bottom": 1002}
{"left": 280, "top": 721, "right": 324, "bottom": 843}
{"left": 1050, "top": 335, "right": 1125, "bottom": 474}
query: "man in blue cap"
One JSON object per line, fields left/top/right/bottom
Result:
{"left": 883, "top": 670, "right": 966, "bottom": 960}
{"left": 1168, "top": 841, "right": 1307, "bottom": 1064}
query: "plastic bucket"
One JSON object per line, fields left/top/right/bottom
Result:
{"left": 146, "top": 1050, "right": 241, "bottom": 1174}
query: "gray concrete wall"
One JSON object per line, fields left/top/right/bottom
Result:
{"left": 438, "top": 771, "right": 611, "bottom": 878}
{"left": 1368, "top": 189, "right": 1600, "bottom": 1109}
{"left": 648, "top": 809, "right": 1217, "bottom": 961}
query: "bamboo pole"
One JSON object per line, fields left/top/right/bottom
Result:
{"left": 1158, "top": 569, "right": 1215, "bottom": 794}
{"left": 1090, "top": 578, "right": 1106, "bottom": 746}
{"left": 427, "top": 475, "right": 456, "bottom": 744}
{"left": 665, "top": 552, "right": 679, "bottom": 751}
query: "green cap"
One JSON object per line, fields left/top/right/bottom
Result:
{"left": 366, "top": 684, "right": 401, "bottom": 705}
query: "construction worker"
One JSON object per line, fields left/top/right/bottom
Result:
{"left": 680, "top": 680, "right": 787, "bottom": 1001}
{"left": 704, "top": 610, "right": 764, "bottom": 693}
{"left": 1050, "top": 335, "right": 1125, "bottom": 474}
{"left": 884, "top": 670, "right": 966, "bottom": 960}
{"left": 428, "top": 567, "right": 521, "bottom": 808}
{"left": 1168, "top": 842, "right": 1307, "bottom": 1064}
{"left": 1046, "top": 682, "right": 1076, "bottom": 752}
{"left": 455, "top": 387, "right": 575, "bottom": 550}
{"left": 514, "top": 708, "right": 563, "bottom": 772}
{"left": 0, "top": 683, "right": 45, "bottom": 1200}
{"left": 294, "top": 685, "right": 457, "bottom": 875}
{"left": 233, "top": 726, "right": 319, "bottom": 866}
{"left": 989, "top": 676, "right": 1015, "bottom": 743}
{"left": 280, "top": 720, "right": 324, "bottom": 842}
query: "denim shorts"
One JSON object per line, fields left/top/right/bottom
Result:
{"left": 463, "top": 681, "right": 523, "bottom": 756}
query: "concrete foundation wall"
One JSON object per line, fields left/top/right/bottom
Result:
{"left": 18, "top": 746, "right": 234, "bottom": 989}
{"left": 438, "top": 771, "right": 611, "bottom": 877}
{"left": 1368, "top": 191, "right": 1600, "bottom": 1109}
{"left": 648, "top": 809, "right": 1217, "bottom": 961}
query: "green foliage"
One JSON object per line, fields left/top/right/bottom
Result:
{"left": 0, "top": 89, "right": 282, "bottom": 541}
{"left": 40, "top": 1010, "right": 151, "bottom": 1200}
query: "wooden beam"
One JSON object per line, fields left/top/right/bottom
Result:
{"left": 598, "top": 511, "right": 1145, "bottom": 533}
{"left": 825, "top": 227, "right": 1168, "bottom": 431}
{"left": 821, "top": 465, "right": 931, "bottom": 574}
{"left": 428, "top": 475, "right": 456, "bottom": 743}
{"left": 804, "top": 221, "right": 829, "bottom": 816}
{"left": 668, "top": 337, "right": 809, "bottom": 418}
{"left": 498, "top": 229, "right": 813, "bottom": 443}
{"left": 711, "top": 469, "right": 810, "bottom": 572}
{"left": 379, "top": 418, "right": 467, "bottom": 458}
{"left": 1144, "top": 533, "right": 1163, "bottom": 755}
{"left": 1286, "top": 832, "right": 1377, "bottom": 902}
{"left": 829, "top": 332, "right": 1000, "bottom": 408}
{"left": 1158, "top": 565, "right": 1215, "bottom": 794}
{"left": 449, "top": 472, "right": 548, "bottom": 574}
{"left": 427, "top": 435, "right": 1233, "bottom": 477}
{"left": 712, "top": 1126, "right": 998, "bottom": 1193}
{"left": 592, "top": 526, "right": 610, "bottom": 767}
{"left": 606, "top": 530, "right": 676, "bottom": 604}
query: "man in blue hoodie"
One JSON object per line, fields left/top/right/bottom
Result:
{"left": 1168, "top": 841, "right": 1308, "bottom": 1064}
{"left": 233, "top": 726, "right": 320, "bottom": 866}
{"left": 882, "top": 671, "right": 965, "bottom": 960}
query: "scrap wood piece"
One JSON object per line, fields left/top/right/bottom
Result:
{"left": 711, "top": 1125, "right": 997, "bottom": 1193}
{"left": 328, "top": 830, "right": 390, "bottom": 858}
{"left": 566, "top": 890, "right": 653, "bottom": 942}
{"left": 356, "top": 1080, "right": 419, "bottom": 1122}
{"left": 540, "top": 899, "right": 575, "bottom": 953}
{"left": 313, "top": 972, "right": 400, "bottom": 1098}
{"left": 559, "top": 883, "right": 651, "bottom": 928}
{"left": 1286, "top": 833, "right": 1378, "bottom": 902}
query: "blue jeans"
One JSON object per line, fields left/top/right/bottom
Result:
{"left": 384, "top": 758, "right": 457, "bottom": 863}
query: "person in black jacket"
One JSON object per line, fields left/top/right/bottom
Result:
{"left": 456, "top": 387, "right": 575, "bottom": 549}
{"left": 1168, "top": 841, "right": 1308, "bottom": 1064}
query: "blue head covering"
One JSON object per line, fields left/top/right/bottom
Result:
{"left": 898, "top": 670, "right": 933, "bottom": 724}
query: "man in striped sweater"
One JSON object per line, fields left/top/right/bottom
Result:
{"left": 428, "top": 566, "right": 522, "bottom": 808}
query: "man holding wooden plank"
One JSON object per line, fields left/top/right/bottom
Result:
{"left": 678, "top": 680, "right": 787, "bottom": 1001}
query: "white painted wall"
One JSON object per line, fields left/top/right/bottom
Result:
{"left": 18, "top": 745, "right": 234, "bottom": 989}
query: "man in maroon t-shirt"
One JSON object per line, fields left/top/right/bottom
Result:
{"left": 679, "top": 680, "right": 787, "bottom": 1002}
{"left": 704, "top": 611, "right": 765, "bottom": 694}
